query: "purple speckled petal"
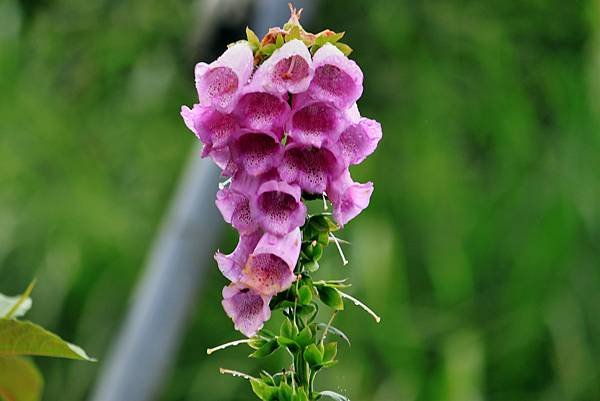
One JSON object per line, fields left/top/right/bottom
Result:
{"left": 253, "top": 39, "right": 314, "bottom": 94}
{"left": 215, "top": 188, "right": 258, "bottom": 234}
{"left": 278, "top": 142, "right": 344, "bottom": 194}
{"left": 215, "top": 232, "right": 261, "bottom": 282}
{"left": 337, "top": 117, "right": 382, "bottom": 165}
{"left": 241, "top": 229, "right": 301, "bottom": 295}
{"left": 251, "top": 180, "right": 307, "bottom": 236}
{"left": 222, "top": 283, "right": 272, "bottom": 337}
{"left": 328, "top": 171, "right": 374, "bottom": 227}
{"left": 235, "top": 83, "right": 290, "bottom": 135}
{"left": 180, "top": 104, "right": 239, "bottom": 149}
{"left": 229, "top": 130, "right": 284, "bottom": 176}
{"left": 288, "top": 98, "right": 345, "bottom": 147}
{"left": 195, "top": 42, "right": 254, "bottom": 113}
{"left": 308, "top": 43, "right": 363, "bottom": 110}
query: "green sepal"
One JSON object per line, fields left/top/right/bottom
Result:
{"left": 276, "top": 34, "right": 284, "bottom": 48}
{"left": 323, "top": 342, "right": 337, "bottom": 362}
{"left": 334, "top": 42, "right": 353, "bottom": 56}
{"left": 249, "top": 338, "right": 280, "bottom": 358}
{"left": 303, "top": 260, "right": 319, "bottom": 273}
{"left": 303, "top": 344, "right": 323, "bottom": 367}
{"left": 260, "top": 44, "right": 277, "bottom": 56}
{"left": 250, "top": 378, "right": 279, "bottom": 401}
{"left": 246, "top": 27, "right": 260, "bottom": 51}
{"left": 316, "top": 286, "right": 344, "bottom": 311}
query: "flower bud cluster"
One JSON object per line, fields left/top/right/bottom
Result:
{"left": 181, "top": 34, "right": 382, "bottom": 337}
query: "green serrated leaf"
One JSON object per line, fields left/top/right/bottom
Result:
{"left": 334, "top": 42, "right": 353, "bottom": 56}
{"left": 323, "top": 342, "right": 337, "bottom": 362}
{"left": 0, "top": 356, "right": 43, "bottom": 401}
{"left": 316, "top": 286, "right": 344, "bottom": 311}
{"left": 249, "top": 338, "right": 280, "bottom": 359}
{"left": 303, "top": 344, "right": 323, "bottom": 367}
{"left": 250, "top": 378, "right": 278, "bottom": 401}
{"left": 0, "top": 319, "right": 95, "bottom": 361}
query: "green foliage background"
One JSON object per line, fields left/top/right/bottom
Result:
{"left": 1, "top": 0, "right": 600, "bottom": 400}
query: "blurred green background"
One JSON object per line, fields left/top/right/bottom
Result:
{"left": 2, "top": 0, "right": 600, "bottom": 400}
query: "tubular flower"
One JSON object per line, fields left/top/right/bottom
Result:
{"left": 235, "top": 83, "right": 291, "bottom": 135}
{"left": 241, "top": 228, "right": 301, "bottom": 296}
{"left": 336, "top": 105, "right": 383, "bottom": 166}
{"left": 180, "top": 104, "right": 238, "bottom": 157}
{"left": 195, "top": 42, "right": 254, "bottom": 113}
{"left": 229, "top": 130, "right": 284, "bottom": 176}
{"left": 253, "top": 39, "right": 314, "bottom": 94}
{"left": 251, "top": 180, "right": 307, "bottom": 236}
{"left": 288, "top": 97, "right": 345, "bottom": 147}
{"left": 328, "top": 171, "right": 374, "bottom": 227}
{"left": 308, "top": 43, "right": 363, "bottom": 110}
{"left": 222, "top": 283, "right": 272, "bottom": 337}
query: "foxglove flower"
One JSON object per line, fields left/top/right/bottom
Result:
{"left": 328, "top": 171, "right": 374, "bottom": 227}
{"left": 308, "top": 43, "right": 363, "bottom": 110}
{"left": 279, "top": 142, "right": 343, "bottom": 194}
{"left": 229, "top": 130, "right": 284, "bottom": 176}
{"left": 288, "top": 97, "right": 345, "bottom": 147}
{"left": 240, "top": 229, "right": 301, "bottom": 295}
{"left": 235, "top": 83, "right": 291, "bottom": 135}
{"left": 222, "top": 283, "right": 272, "bottom": 337}
{"left": 336, "top": 104, "right": 382, "bottom": 166}
{"left": 253, "top": 39, "right": 314, "bottom": 94}
{"left": 251, "top": 180, "right": 307, "bottom": 236}
{"left": 215, "top": 232, "right": 261, "bottom": 283}
{"left": 180, "top": 104, "right": 239, "bottom": 157}
{"left": 215, "top": 189, "right": 258, "bottom": 234}
{"left": 195, "top": 42, "right": 254, "bottom": 113}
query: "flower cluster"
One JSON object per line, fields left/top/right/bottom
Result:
{"left": 181, "top": 31, "right": 381, "bottom": 338}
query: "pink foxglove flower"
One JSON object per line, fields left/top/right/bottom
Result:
{"left": 336, "top": 105, "right": 382, "bottom": 166}
{"left": 328, "top": 171, "right": 374, "bottom": 227}
{"left": 240, "top": 229, "right": 301, "bottom": 296}
{"left": 229, "top": 130, "right": 284, "bottom": 176}
{"left": 195, "top": 42, "right": 254, "bottom": 113}
{"left": 222, "top": 283, "right": 272, "bottom": 337}
{"left": 253, "top": 39, "right": 314, "bottom": 94}
{"left": 308, "top": 43, "right": 363, "bottom": 110}
{"left": 288, "top": 97, "right": 345, "bottom": 147}
{"left": 215, "top": 232, "right": 261, "bottom": 283}
{"left": 251, "top": 180, "right": 307, "bottom": 236}
{"left": 235, "top": 83, "right": 291, "bottom": 135}
{"left": 180, "top": 104, "right": 239, "bottom": 157}
{"left": 278, "top": 142, "right": 344, "bottom": 194}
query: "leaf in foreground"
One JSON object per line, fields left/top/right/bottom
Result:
{"left": 0, "top": 319, "right": 95, "bottom": 361}
{"left": 0, "top": 356, "right": 43, "bottom": 401}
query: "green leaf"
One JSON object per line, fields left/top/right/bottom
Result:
{"left": 317, "top": 286, "right": 344, "bottom": 311}
{"left": 296, "top": 326, "right": 313, "bottom": 348}
{"left": 286, "top": 26, "right": 301, "bottom": 42}
{"left": 280, "top": 318, "right": 295, "bottom": 339}
{"left": 303, "top": 260, "right": 319, "bottom": 273}
{"left": 303, "top": 344, "right": 323, "bottom": 367}
{"left": 317, "top": 323, "right": 351, "bottom": 346}
{"left": 312, "top": 244, "right": 324, "bottom": 261}
{"left": 323, "top": 342, "right": 337, "bottom": 362}
{"left": 249, "top": 338, "right": 280, "bottom": 359}
{"left": 0, "top": 319, "right": 95, "bottom": 361}
{"left": 320, "top": 390, "right": 350, "bottom": 401}
{"left": 277, "top": 382, "right": 293, "bottom": 401}
{"left": 298, "top": 286, "right": 313, "bottom": 305}
{"left": 0, "top": 356, "right": 43, "bottom": 401}
{"left": 250, "top": 379, "right": 278, "bottom": 401}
